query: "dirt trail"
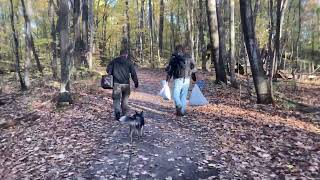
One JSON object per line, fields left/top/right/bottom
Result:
{"left": 2, "top": 68, "right": 319, "bottom": 179}
{"left": 85, "top": 69, "right": 218, "bottom": 179}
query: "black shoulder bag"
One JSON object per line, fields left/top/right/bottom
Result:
{"left": 101, "top": 63, "right": 114, "bottom": 89}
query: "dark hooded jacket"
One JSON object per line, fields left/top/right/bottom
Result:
{"left": 166, "top": 53, "right": 196, "bottom": 80}
{"left": 107, "top": 56, "right": 138, "bottom": 87}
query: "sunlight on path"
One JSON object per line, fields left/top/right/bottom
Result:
{"left": 198, "top": 104, "right": 320, "bottom": 134}
{"left": 129, "top": 102, "right": 170, "bottom": 116}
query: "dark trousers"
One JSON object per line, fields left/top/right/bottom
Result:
{"left": 112, "top": 83, "right": 130, "bottom": 118}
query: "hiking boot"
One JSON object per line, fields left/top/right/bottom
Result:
{"left": 176, "top": 106, "right": 183, "bottom": 116}
{"left": 115, "top": 112, "right": 121, "bottom": 121}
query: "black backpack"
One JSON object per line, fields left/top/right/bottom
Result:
{"left": 101, "top": 61, "right": 114, "bottom": 89}
{"left": 172, "top": 54, "right": 186, "bottom": 78}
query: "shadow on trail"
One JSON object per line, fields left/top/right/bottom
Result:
{"left": 83, "top": 68, "right": 319, "bottom": 179}
{"left": 83, "top": 91, "right": 219, "bottom": 179}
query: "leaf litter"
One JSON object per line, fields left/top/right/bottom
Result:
{"left": 0, "top": 69, "right": 319, "bottom": 179}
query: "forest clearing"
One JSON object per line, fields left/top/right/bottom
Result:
{"left": 0, "top": 0, "right": 320, "bottom": 179}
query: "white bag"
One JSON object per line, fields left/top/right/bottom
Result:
{"left": 159, "top": 80, "right": 171, "bottom": 100}
{"left": 189, "top": 84, "right": 209, "bottom": 106}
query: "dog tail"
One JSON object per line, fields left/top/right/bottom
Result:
{"left": 119, "top": 116, "right": 130, "bottom": 123}
{"left": 119, "top": 116, "right": 142, "bottom": 127}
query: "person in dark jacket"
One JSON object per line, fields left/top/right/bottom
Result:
{"left": 166, "top": 45, "right": 196, "bottom": 116}
{"left": 107, "top": 49, "right": 139, "bottom": 120}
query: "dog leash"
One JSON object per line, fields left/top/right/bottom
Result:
{"left": 125, "top": 142, "right": 134, "bottom": 180}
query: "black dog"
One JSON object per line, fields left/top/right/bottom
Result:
{"left": 119, "top": 111, "right": 145, "bottom": 142}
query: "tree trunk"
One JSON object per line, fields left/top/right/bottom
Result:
{"left": 140, "top": 0, "right": 145, "bottom": 62}
{"left": 82, "top": 0, "right": 89, "bottom": 67}
{"left": 177, "top": 2, "right": 181, "bottom": 38}
{"left": 239, "top": 0, "right": 273, "bottom": 104}
{"left": 73, "top": 0, "right": 82, "bottom": 68}
{"left": 170, "top": 9, "right": 175, "bottom": 53}
{"left": 134, "top": 0, "right": 139, "bottom": 49}
{"left": 49, "top": 0, "right": 58, "bottom": 79}
{"left": 158, "top": 0, "right": 164, "bottom": 56}
{"left": 229, "top": 0, "right": 238, "bottom": 87}
{"left": 152, "top": 1, "right": 158, "bottom": 52}
{"left": 100, "top": 3, "right": 108, "bottom": 61}
{"left": 9, "top": 0, "right": 27, "bottom": 90}
{"left": 186, "top": 0, "right": 195, "bottom": 61}
{"left": 311, "top": 17, "right": 314, "bottom": 67}
{"left": 21, "top": 0, "right": 32, "bottom": 88}
{"left": 279, "top": 0, "right": 288, "bottom": 41}
{"left": 293, "top": 0, "right": 301, "bottom": 84}
{"left": 199, "top": 0, "right": 207, "bottom": 71}
{"left": 149, "top": 0, "right": 154, "bottom": 68}
{"left": 252, "top": 0, "right": 260, "bottom": 28}
{"left": 217, "top": 3, "right": 227, "bottom": 77}
{"left": 267, "top": 0, "right": 274, "bottom": 76}
{"left": 95, "top": 0, "right": 101, "bottom": 29}
{"left": 278, "top": 0, "right": 289, "bottom": 70}
{"left": 270, "top": 0, "right": 282, "bottom": 81}
{"left": 318, "top": 10, "right": 320, "bottom": 58}
{"left": 296, "top": 0, "right": 301, "bottom": 61}
{"left": 21, "top": 0, "right": 43, "bottom": 74}
{"left": 206, "top": 0, "right": 227, "bottom": 84}
{"left": 122, "top": 0, "right": 131, "bottom": 57}
{"left": 193, "top": 3, "right": 198, "bottom": 62}
{"left": 88, "top": 0, "right": 94, "bottom": 69}
{"left": 30, "top": 32, "right": 42, "bottom": 73}
{"left": 57, "top": 0, "right": 72, "bottom": 104}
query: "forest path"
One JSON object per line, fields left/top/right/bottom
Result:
{"left": 2, "top": 68, "right": 319, "bottom": 179}
{"left": 85, "top": 69, "right": 218, "bottom": 179}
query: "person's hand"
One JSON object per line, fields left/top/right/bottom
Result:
{"left": 166, "top": 75, "right": 171, "bottom": 83}
{"left": 191, "top": 73, "right": 197, "bottom": 82}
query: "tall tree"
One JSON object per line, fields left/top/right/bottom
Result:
{"left": 88, "top": 0, "right": 94, "bottom": 69}
{"left": 177, "top": 0, "right": 181, "bottom": 38}
{"left": 152, "top": 0, "right": 158, "bottom": 52}
{"left": 135, "top": 0, "right": 140, "bottom": 48}
{"left": 57, "top": 0, "right": 73, "bottom": 104}
{"left": 267, "top": 0, "right": 274, "bottom": 76}
{"left": 49, "top": 0, "right": 58, "bottom": 79}
{"left": 21, "top": 0, "right": 43, "bottom": 74}
{"left": 158, "top": 0, "right": 164, "bottom": 56}
{"left": 95, "top": 0, "right": 101, "bottom": 29}
{"left": 252, "top": 0, "right": 260, "bottom": 28}
{"left": 206, "top": 0, "right": 227, "bottom": 83}
{"left": 149, "top": 0, "right": 154, "bottom": 67}
{"left": 199, "top": 0, "right": 207, "bottom": 71}
{"left": 216, "top": 2, "right": 227, "bottom": 77}
{"left": 82, "top": 0, "right": 89, "bottom": 66}
{"left": 170, "top": 7, "right": 175, "bottom": 52}
{"left": 74, "top": 0, "right": 82, "bottom": 67}
{"left": 279, "top": 0, "right": 288, "bottom": 41}
{"left": 186, "top": 0, "right": 195, "bottom": 61}
{"left": 229, "top": 0, "right": 238, "bottom": 87}
{"left": 278, "top": 0, "right": 289, "bottom": 69}
{"left": 311, "top": 14, "right": 315, "bottom": 69}
{"left": 124, "top": 0, "right": 131, "bottom": 56}
{"left": 9, "top": 0, "right": 26, "bottom": 90}
{"left": 100, "top": 3, "right": 108, "bottom": 60}
{"left": 21, "top": 0, "right": 32, "bottom": 88}
{"left": 270, "top": 0, "right": 283, "bottom": 80}
{"left": 292, "top": 0, "right": 302, "bottom": 85}
{"left": 139, "top": 0, "right": 145, "bottom": 62}
{"left": 239, "top": 0, "right": 273, "bottom": 104}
